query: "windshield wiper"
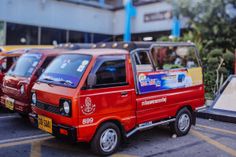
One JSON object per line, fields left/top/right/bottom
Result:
{"left": 58, "top": 80, "right": 74, "bottom": 86}
{"left": 41, "top": 77, "right": 55, "bottom": 87}
{"left": 42, "top": 78, "right": 54, "bottom": 82}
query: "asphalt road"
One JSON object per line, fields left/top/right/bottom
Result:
{"left": 0, "top": 110, "right": 236, "bottom": 157}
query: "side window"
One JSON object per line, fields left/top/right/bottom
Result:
{"left": 95, "top": 60, "right": 126, "bottom": 87}
{"left": 151, "top": 46, "right": 199, "bottom": 70}
{"left": 0, "top": 57, "right": 17, "bottom": 73}
{"left": 134, "top": 51, "right": 153, "bottom": 72}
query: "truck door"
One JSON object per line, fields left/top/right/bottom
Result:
{"left": 133, "top": 46, "right": 203, "bottom": 124}
{"left": 79, "top": 55, "right": 135, "bottom": 130}
{"left": 132, "top": 50, "right": 166, "bottom": 124}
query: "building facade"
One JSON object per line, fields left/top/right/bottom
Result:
{"left": 0, "top": 0, "right": 186, "bottom": 45}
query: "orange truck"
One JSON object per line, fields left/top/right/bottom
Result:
{"left": 29, "top": 42, "right": 205, "bottom": 155}
{"left": 0, "top": 46, "right": 52, "bottom": 103}
{"left": 1, "top": 48, "right": 64, "bottom": 117}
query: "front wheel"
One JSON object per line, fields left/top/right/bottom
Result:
{"left": 170, "top": 108, "right": 192, "bottom": 136}
{"left": 91, "top": 122, "right": 121, "bottom": 156}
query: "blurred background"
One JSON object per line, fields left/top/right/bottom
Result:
{"left": 0, "top": 0, "right": 178, "bottom": 45}
{"left": 0, "top": 0, "right": 236, "bottom": 98}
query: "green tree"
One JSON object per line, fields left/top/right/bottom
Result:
{"left": 168, "top": 0, "right": 236, "bottom": 98}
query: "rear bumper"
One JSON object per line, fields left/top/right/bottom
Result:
{"left": 0, "top": 95, "right": 30, "bottom": 114}
{"left": 29, "top": 113, "right": 77, "bottom": 143}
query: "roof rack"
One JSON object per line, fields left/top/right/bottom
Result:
{"left": 55, "top": 43, "right": 93, "bottom": 50}
{"left": 55, "top": 41, "right": 196, "bottom": 52}
{"left": 92, "top": 41, "right": 196, "bottom": 51}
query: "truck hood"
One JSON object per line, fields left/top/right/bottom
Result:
{"left": 32, "top": 82, "right": 78, "bottom": 107}
{"left": 3, "top": 75, "right": 30, "bottom": 89}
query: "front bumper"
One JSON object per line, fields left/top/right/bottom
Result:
{"left": 29, "top": 113, "right": 77, "bottom": 143}
{"left": 0, "top": 95, "right": 30, "bottom": 114}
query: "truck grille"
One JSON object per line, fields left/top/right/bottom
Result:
{"left": 36, "top": 101, "right": 60, "bottom": 114}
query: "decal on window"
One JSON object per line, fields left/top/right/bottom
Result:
{"left": 82, "top": 60, "right": 89, "bottom": 66}
{"left": 138, "top": 68, "right": 203, "bottom": 94}
{"left": 60, "top": 59, "right": 71, "bottom": 69}
{"left": 77, "top": 65, "right": 85, "bottom": 72}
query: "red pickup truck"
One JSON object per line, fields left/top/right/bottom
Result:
{"left": 1, "top": 48, "right": 64, "bottom": 117}
{"left": 0, "top": 49, "right": 29, "bottom": 101}
{"left": 30, "top": 42, "right": 205, "bottom": 156}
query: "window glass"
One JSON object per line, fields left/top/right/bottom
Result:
{"left": 95, "top": 60, "right": 126, "bottom": 85}
{"left": 0, "top": 56, "right": 18, "bottom": 73}
{"left": 93, "top": 33, "right": 112, "bottom": 43}
{"left": 69, "top": 31, "right": 85, "bottom": 43}
{"left": 39, "top": 54, "right": 91, "bottom": 88}
{"left": 7, "top": 53, "right": 41, "bottom": 77}
{"left": 6, "top": 23, "right": 38, "bottom": 45}
{"left": 151, "top": 46, "right": 199, "bottom": 70}
{"left": 41, "top": 27, "right": 66, "bottom": 45}
{"left": 134, "top": 51, "right": 153, "bottom": 72}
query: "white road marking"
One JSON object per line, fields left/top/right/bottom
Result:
{"left": 0, "top": 134, "right": 51, "bottom": 145}
{"left": 0, "top": 115, "right": 18, "bottom": 119}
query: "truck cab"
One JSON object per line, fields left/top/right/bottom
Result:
{"left": 0, "top": 49, "right": 29, "bottom": 100}
{"left": 0, "top": 49, "right": 64, "bottom": 116}
{"left": 30, "top": 42, "right": 205, "bottom": 156}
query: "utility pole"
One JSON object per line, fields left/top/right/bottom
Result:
{"left": 123, "top": 0, "right": 136, "bottom": 42}
{"left": 171, "top": 0, "right": 181, "bottom": 38}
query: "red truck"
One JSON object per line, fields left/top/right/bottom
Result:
{"left": 0, "top": 49, "right": 64, "bottom": 117}
{"left": 30, "top": 42, "right": 205, "bottom": 155}
{"left": 0, "top": 49, "right": 30, "bottom": 101}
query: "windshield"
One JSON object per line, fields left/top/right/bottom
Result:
{"left": 38, "top": 54, "right": 91, "bottom": 88}
{"left": 7, "top": 53, "right": 42, "bottom": 77}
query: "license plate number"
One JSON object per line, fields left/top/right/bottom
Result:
{"left": 5, "top": 97, "right": 14, "bottom": 111}
{"left": 38, "top": 115, "right": 52, "bottom": 134}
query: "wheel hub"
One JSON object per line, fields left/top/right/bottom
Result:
{"left": 178, "top": 113, "right": 190, "bottom": 132}
{"left": 100, "top": 128, "right": 118, "bottom": 152}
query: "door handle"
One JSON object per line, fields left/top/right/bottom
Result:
{"left": 121, "top": 91, "right": 128, "bottom": 96}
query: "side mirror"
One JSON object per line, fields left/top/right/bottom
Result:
{"left": 35, "top": 68, "right": 44, "bottom": 77}
{"left": 87, "top": 73, "right": 97, "bottom": 88}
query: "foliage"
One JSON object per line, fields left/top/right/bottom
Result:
{"left": 164, "top": 0, "right": 236, "bottom": 99}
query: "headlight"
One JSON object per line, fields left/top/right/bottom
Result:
{"left": 59, "top": 99, "right": 71, "bottom": 117}
{"left": 32, "top": 93, "right": 37, "bottom": 105}
{"left": 63, "top": 101, "right": 70, "bottom": 114}
{"left": 20, "top": 85, "right": 25, "bottom": 94}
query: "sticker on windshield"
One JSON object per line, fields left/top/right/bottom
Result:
{"left": 77, "top": 65, "right": 85, "bottom": 72}
{"left": 32, "top": 61, "right": 38, "bottom": 67}
{"left": 28, "top": 67, "right": 34, "bottom": 74}
{"left": 60, "top": 59, "right": 71, "bottom": 69}
{"left": 82, "top": 60, "right": 89, "bottom": 66}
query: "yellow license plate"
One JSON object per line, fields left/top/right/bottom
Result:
{"left": 5, "top": 97, "right": 14, "bottom": 110}
{"left": 38, "top": 115, "right": 52, "bottom": 134}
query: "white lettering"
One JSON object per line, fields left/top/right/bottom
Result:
{"left": 82, "top": 118, "right": 94, "bottom": 125}
{"left": 141, "top": 97, "right": 167, "bottom": 106}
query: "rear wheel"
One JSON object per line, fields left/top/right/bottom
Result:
{"left": 170, "top": 108, "right": 192, "bottom": 136}
{"left": 91, "top": 122, "right": 121, "bottom": 156}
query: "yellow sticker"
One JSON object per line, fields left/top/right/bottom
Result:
{"left": 187, "top": 67, "right": 203, "bottom": 85}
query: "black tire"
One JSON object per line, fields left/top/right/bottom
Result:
{"left": 170, "top": 108, "right": 192, "bottom": 136}
{"left": 19, "top": 113, "right": 28, "bottom": 119}
{"left": 91, "top": 122, "right": 121, "bottom": 156}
